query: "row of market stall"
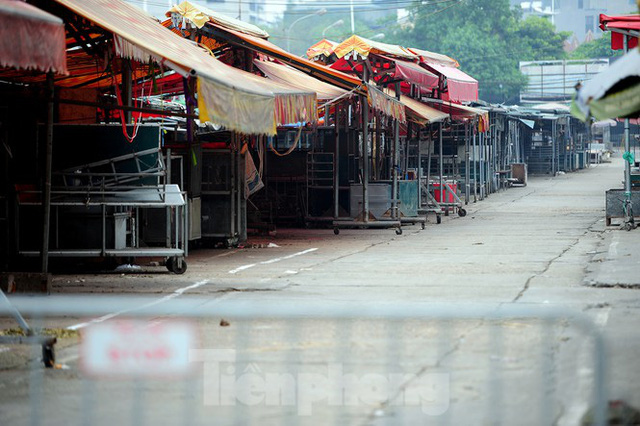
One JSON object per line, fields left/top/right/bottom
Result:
{"left": 573, "top": 12, "right": 640, "bottom": 230}
{"left": 0, "top": 0, "right": 594, "bottom": 274}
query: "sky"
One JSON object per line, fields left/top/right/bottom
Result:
{"left": 125, "top": 0, "right": 285, "bottom": 21}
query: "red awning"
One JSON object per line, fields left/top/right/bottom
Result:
{"left": 391, "top": 59, "right": 439, "bottom": 91}
{"left": 423, "top": 62, "right": 478, "bottom": 102}
{"left": 0, "top": 0, "right": 68, "bottom": 74}
{"left": 599, "top": 14, "right": 640, "bottom": 50}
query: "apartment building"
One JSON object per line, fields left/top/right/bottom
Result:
{"left": 513, "top": 0, "right": 637, "bottom": 42}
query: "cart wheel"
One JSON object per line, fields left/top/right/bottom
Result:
{"left": 444, "top": 209, "right": 449, "bottom": 216}
{"left": 421, "top": 222, "right": 426, "bottom": 230}
{"left": 172, "top": 258, "right": 188, "bottom": 275}
{"left": 165, "top": 257, "right": 175, "bottom": 273}
{"left": 436, "top": 215, "right": 442, "bottom": 224}
{"left": 458, "top": 208, "right": 467, "bottom": 217}
{"left": 395, "top": 227, "right": 403, "bottom": 235}
{"left": 333, "top": 228, "right": 340, "bottom": 235}
{"left": 42, "top": 339, "right": 56, "bottom": 368}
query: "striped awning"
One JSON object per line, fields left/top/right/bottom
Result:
{"left": 254, "top": 60, "right": 347, "bottom": 102}
{"left": 51, "top": 0, "right": 315, "bottom": 135}
{"left": 367, "top": 84, "right": 406, "bottom": 123}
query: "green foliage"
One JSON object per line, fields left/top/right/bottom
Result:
{"left": 388, "top": 0, "right": 569, "bottom": 103}
{"left": 517, "top": 17, "right": 571, "bottom": 61}
{"left": 569, "top": 33, "right": 623, "bottom": 59}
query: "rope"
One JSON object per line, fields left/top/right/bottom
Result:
{"left": 111, "top": 65, "right": 149, "bottom": 144}
{"left": 318, "top": 84, "right": 363, "bottom": 109}
{"left": 269, "top": 125, "right": 303, "bottom": 157}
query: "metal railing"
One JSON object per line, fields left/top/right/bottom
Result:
{"left": 0, "top": 297, "right": 607, "bottom": 425}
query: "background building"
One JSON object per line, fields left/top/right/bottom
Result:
{"left": 512, "top": 0, "right": 638, "bottom": 42}
{"left": 519, "top": 58, "right": 609, "bottom": 103}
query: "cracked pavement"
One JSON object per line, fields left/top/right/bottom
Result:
{"left": 1, "top": 157, "right": 639, "bottom": 425}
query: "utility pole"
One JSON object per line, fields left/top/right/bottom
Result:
{"left": 350, "top": 0, "right": 355, "bottom": 33}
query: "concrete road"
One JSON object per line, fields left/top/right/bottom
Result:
{"left": 1, "top": 157, "right": 639, "bottom": 425}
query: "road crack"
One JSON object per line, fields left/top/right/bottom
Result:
{"left": 512, "top": 215, "right": 603, "bottom": 302}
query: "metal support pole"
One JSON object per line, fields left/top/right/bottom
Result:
{"left": 465, "top": 123, "right": 470, "bottom": 204}
{"left": 417, "top": 128, "right": 422, "bottom": 208}
{"left": 552, "top": 122, "right": 556, "bottom": 176}
{"left": 480, "top": 131, "right": 485, "bottom": 200}
{"left": 362, "top": 93, "right": 370, "bottom": 222}
{"left": 426, "top": 129, "right": 432, "bottom": 202}
{"left": 236, "top": 148, "right": 242, "bottom": 238}
{"left": 166, "top": 148, "right": 172, "bottom": 249}
{"left": 41, "top": 73, "right": 54, "bottom": 274}
{"left": 439, "top": 122, "right": 444, "bottom": 206}
{"left": 334, "top": 104, "right": 340, "bottom": 219}
{"left": 122, "top": 60, "right": 133, "bottom": 124}
{"left": 230, "top": 140, "right": 236, "bottom": 237}
{"left": 473, "top": 126, "right": 477, "bottom": 202}
{"left": 623, "top": 34, "right": 635, "bottom": 228}
{"left": 392, "top": 82, "right": 400, "bottom": 219}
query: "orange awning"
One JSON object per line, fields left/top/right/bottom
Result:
{"left": 53, "top": 0, "right": 315, "bottom": 135}
{"left": 333, "top": 35, "right": 417, "bottom": 61}
{"left": 306, "top": 39, "right": 338, "bottom": 60}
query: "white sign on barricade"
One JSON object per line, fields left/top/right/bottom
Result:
{"left": 81, "top": 319, "right": 198, "bottom": 378}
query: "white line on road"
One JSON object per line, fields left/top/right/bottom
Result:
{"left": 228, "top": 263, "right": 257, "bottom": 274}
{"left": 66, "top": 279, "right": 210, "bottom": 330}
{"left": 228, "top": 248, "right": 318, "bottom": 274}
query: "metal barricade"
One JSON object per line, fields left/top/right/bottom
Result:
{"left": 0, "top": 296, "right": 607, "bottom": 425}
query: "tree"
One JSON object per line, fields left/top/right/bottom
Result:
{"left": 569, "top": 33, "right": 623, "bottom": 59}
{"left": 389, "top": 0, "right": 568, "bottom": 103}
{"left": 517, "top": 16, "right": 571, "bottom": 61}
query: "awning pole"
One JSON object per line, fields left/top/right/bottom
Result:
{"left": 334, "top": 103, "right": 340, "bottom": 219}
{"left": 360, "top": 67, "right": 370, "bottom": 222}
{"left": 623, "top": 34, "right": 635, "bottom": 229}
{"left": 417, "top": 128, "right": 422, "bottom": 208}
{"left": 552, "top": 121, "right": 556, "bottom": 175}
{"left": 392, "top": 82, "right": 400, "bottom": 219}
{"left": 362, "top": 93, "right": 370, "bottom": 223}
{"left": 480, "top": 128, "right": 485, "bottom": 199}
{"left": 122, "top": 60, "right": 133, "bottom": 123}
{"left": 41, "top": 72, "right": 54, "bottom": 274}
{"left": 473, "top": 126, "right": 477, "bottom": 202}
{"left": 465, "top": 122, "right": 470, "bottom": 204}
{"left": 439, "top": 122, "right": 444, "bottom": 206}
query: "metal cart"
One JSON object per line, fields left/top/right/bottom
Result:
{"left": 15, "top": 148, "right": 188, "bottom": 274}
